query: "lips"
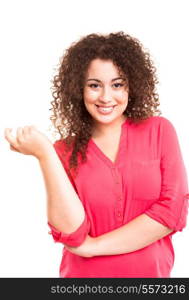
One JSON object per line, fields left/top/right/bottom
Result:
{"left": 95, "top": 105, "right": 116, "bottom": 108}
{"left": 95, "top": 104, "right": 116, "bottom": 115}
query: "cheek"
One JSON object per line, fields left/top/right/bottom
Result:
{"left": 84, "top": 90, "right": 98, "bottom": 104}
{"left": 116, "top": 90, "right": 128, "bottom": 104}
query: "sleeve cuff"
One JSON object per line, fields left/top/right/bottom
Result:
{"left": 47, "top": 214, "right": 90, "bottom": 247}
{"left": 144, "top": 193, "right": 189, "bottom": 233}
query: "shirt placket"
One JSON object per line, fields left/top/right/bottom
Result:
{"left": 111, "top": 166, "right": 124, "bottom": 226}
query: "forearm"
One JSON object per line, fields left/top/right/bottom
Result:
{"left": 94, "top": 214, "right": 173, "bottom": 256}
{"left": 38, "top": 146, "right": 85, "bottom": 234}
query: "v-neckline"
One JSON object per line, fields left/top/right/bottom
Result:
{"left": 89, "top": 118, "right": 129, "bottom": 168}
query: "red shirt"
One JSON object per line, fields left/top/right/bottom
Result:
{"left": 48, "top": 116, "right": 189, "bottom": 277}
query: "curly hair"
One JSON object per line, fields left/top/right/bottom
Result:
{"left": 50, "top": 31, "right": 161, "bottom": 173}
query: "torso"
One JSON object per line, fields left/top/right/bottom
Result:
{"left": 92, "top": 133, "right": 121, "bottom": 164}
{"left": 91, "top": 116, "right": 127, "bottom": 164}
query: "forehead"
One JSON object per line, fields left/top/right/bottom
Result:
{"left": 86, "top": 59, "right": 123, "bottom": 80}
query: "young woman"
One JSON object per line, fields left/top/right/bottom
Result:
{"left": 4, "top": 32, "right": 189, "bottom": 278}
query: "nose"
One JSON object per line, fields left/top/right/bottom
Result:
{"left": 98, "top": 86, "right": 113, "bottom": 104}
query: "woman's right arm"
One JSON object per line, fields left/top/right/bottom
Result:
{"left": 4, "top": 126, "right": 87, "bottom": 237}
{"left": 38, "top": 147, "right": 85, "bottom": 234}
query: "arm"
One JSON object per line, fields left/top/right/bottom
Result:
{"left": 4, "top": 126, "right": 87, "bottom": 236}
{"left": 92, "top": 214, "right": 173, "bottom": 256}
{"left": 64, "top": 213, "right": 173, "bottom": 257}
{"left": 39, "top": 147, "right": 85, "bottom": 234}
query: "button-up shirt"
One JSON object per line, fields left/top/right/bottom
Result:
{"left": 48, "top": 116, "right": 189, "bottom": 277}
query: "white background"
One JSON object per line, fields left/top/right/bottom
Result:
{"left": 0, "top": 0, "right": 189, "bottom": 277}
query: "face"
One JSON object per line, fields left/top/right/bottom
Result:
{"left": 83, "top": 58, "right": 129, "bottom": 129}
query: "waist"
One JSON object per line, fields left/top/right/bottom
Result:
{"left": 59, "top": 240, "right": 174, "bottom": 278}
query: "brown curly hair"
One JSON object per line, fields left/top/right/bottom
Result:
{"left": 50, "top": 31, "right": 161, "bottom": 173}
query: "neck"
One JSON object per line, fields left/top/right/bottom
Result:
{"left": 92, "top": 116, "right": 127, "bottom": 138}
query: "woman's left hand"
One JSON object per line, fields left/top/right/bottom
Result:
{"left": 64, "top": 235, "right": 97, "bottom": 258}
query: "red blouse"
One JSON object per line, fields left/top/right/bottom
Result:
{"left": 48, "top": 116, "right": 189, "bottom": 278}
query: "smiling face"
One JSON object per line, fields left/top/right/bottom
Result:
{"left": 83, "top": 59, "right": 129, "bottom": 131}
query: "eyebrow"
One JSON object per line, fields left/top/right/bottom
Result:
{"left": 86, "top": 77, "right": 125, "bottom": 82}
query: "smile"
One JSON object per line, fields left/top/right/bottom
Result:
{"left": 95, "top": 104, "right": 117, "bottom": 115}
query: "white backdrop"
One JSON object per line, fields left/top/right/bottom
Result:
{"left": 0, "top": 0, "right": 189, "bottom": 277}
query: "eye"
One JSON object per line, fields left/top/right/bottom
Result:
{"left": 113, "top": 83, "right": 124, "bottom": 88}
{"left": 88, "top": 83, "right": 99, "bottom": 88}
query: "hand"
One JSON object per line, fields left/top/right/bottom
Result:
{"left": 4, "top": 126, "right": 54, "bottom": 160}
{"left": 64, "top": 235, "right": 97, "bottom": 258}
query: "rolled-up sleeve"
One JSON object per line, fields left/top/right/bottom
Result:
{"left": 145, "top": 118, "right": 189, "bottom": 232}
{"left": 47, "top": 139, "right": 91, "bottom": 247}
{"left": 48, "top": 214, "right": 91, "bottom": 247}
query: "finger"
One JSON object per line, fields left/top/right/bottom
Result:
{"left": 30, "top": 125, "right": 38, "bottom": 132}
{"left": 10, "top": 144, "right": 20, "bottom": 152}
{"left": 16, "top": 127, "right": 24, "bottom": 143}
{"left": 4, "top": 128, "right": 19, "bottom": 148}
{"left": 22, "top": 126, "right": 30, "bottom": 136}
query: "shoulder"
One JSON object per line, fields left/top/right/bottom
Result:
{"left": 144, "top": 117, "right": 179, "bottom": 144}
{"left": 53, "top": 138, "right": 79, "bottom": 182}
{"left": 53, "top": 139, "right": 66, "bottom": 157}
{"left": 53, "top": 139, "right": 66, "bottom": 152}
{"left": 149, "top": 116, "right": 177, "bottom": 132}
{"left": 53, "top": 136, "right": 75, "bottom": 154}
{"left": 53, "top": 137, "right": 75, "bottom": 168}
{"left": 138, "top": 115, "right": 176, "bottom": 130}
{"left": 130, "top": 116, "right": 178, "bottom": 140}
{"left": 149, "top": 115, "right": 173, "bottom": 125}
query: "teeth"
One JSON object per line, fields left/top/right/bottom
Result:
{"left": 96, "top": 105, "right": 114, "bottom": 112}
{"left": 100, "top": 107, "right": 113, "bottom": 111}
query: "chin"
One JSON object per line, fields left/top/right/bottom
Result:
{"left": 93, "top": 116, "right": 118, "bottom": 124}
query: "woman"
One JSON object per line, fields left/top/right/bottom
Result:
{"left": 4, "top": 32, "right": 189, "bottom": 278}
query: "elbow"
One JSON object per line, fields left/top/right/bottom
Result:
{"left": 47, "top": 212, "right": 86, "bottom": 235}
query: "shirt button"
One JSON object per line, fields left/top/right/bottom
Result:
{"left": 118, "top": 197, "right": 122, "bottom": 201}
{"left": 117, "top": 212, "right": 121, "bottom": 217}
